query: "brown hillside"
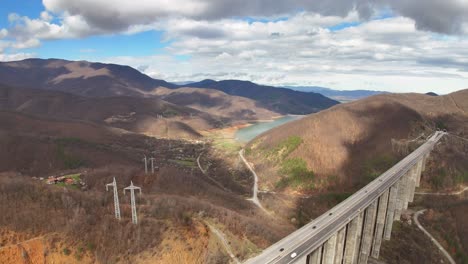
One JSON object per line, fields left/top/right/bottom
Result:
{"left": 0, "top": 59, "right": 338, "bottom": 116}
{"left": 154, "top": 87, "right": 280, "bottom": 121}
{"left": 0, "top": 59, "right": 177, "bottom": 97}
{"left": 0, "top": 110, "right": 293, "bottom": 263}
{"left": 0, "top": 85, "right": 227, "bottom": 139}
{"left": 247, "top": 89, "right": 468, "bottom": 192}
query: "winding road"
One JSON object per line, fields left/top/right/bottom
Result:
{"left": 415, "top": 186, "right": 468, "bottom": 196}
{"left": 196, "top": 152, "right": 232, "bottom": 193}
{"left": 239, "top": 149, "right": 269, "bottom": 215}
{"left": 413, "top": 210, "right": 456, "bottom": 264}
{"left": 207, "top": 223, "right": 240, "bottom": 264}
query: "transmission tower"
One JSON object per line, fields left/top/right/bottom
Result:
{"left": 149, "top": 157, "right": 156, "bottom": 173}
{"left": 124, "top": 181, "right": 142, "bottom": 224}
{"left": 106, "top": 177, "right": 121, "bottom": 220}
{"left": 143, "top": 155, "right": 148, "bottom": 174}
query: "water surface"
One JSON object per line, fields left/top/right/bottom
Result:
{"left": 235, "top": 115, "right": 303, "bottom": 143}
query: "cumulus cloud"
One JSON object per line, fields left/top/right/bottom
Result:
{"left": 0, "top": 52, "right": 35, "bottom": 61}
{"left": 41, "top": 0, "right": 468, "bottom": 35}
{"left": 101, "top": 15, "right": 468, "bottom": 93}
{"left": 1, "top": 1, "right": 468, "bottom": 93}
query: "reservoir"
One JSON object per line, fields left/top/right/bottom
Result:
{"left": 235, "top": 115, "right": 304, "bottom": 143}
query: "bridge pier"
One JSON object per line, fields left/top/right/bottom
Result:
{"left": 408, "top": 165, "right": 418, "bottom": 202}
{"left": 309, "top": 246, "right": 323, "bottom": 264}
{"left": 343, "top": 212, "right": 363, "bottom": 264}
{"left": 334, "top": 227, "right": 346, "bottom": 264}
{"left": 420, "top": 153, "right": 429, "bottom": 175}
{"left": 393, "top": 176, "right": 405, "bottom": 220}
{"left": 323, "top": 232, "right": 337, "bottom": 264}
{"left": 402, "top": 171, "right": 412, "bottom": 210}
{"left": 358, "top": 200, "right": 377, "bottom": 264}
{"left": 384, "top": 182, "right": 399, "bottom": 240}
{"left": 371, "top": 190, "right": 389, "bottom": 258}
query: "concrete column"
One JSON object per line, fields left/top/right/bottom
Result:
{"left": 371, "top": 190, "right": 389, "bottom": 258}
{"left": 384, "top": 182, "right": 399, "bottom": 240}
{"left": 393, "top": 176, "right": 405, "bottom": 221}
{"left": 334, "top": 227, "right": 346, "bottom": 264}
{"left": 415, "top": 158, "right": 423, "bottom": 187}
{"left": 408, "top": 166, "right": 418, "bottom": 203}
{"left": 421, "top": 153, "right": 429, "bottom": 172}
{"left": 401, "top": 171, "right": 412, "bottom": 210}
{"left": 295, "top": 254, "right": 309, "bottom": 264}
{"left": 309, "top": 245, "right": 323, "bottom": 264}
{"left": 343, "top": 212, "right": 364, "bottom": 264}
{"left": 358, "top": 200, "right": 378, "bottom": 264}
{"left": 323, "top": 233, "right": 337, "bottom": 264}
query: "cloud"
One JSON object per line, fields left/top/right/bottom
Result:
{"left": 101, "top": 15, "right": 468, "bottom": 94}
{"left": 0, "top": 29, "right": 8, "bottom": 39}
{"left": 41, "top": 0, "right": 468, "bottom": 35}
{"left": 0, "top": 52, "right": 35, "bottom": 61}
{"left": 3, "top": 11, "right": 109, "bottom": 50}
{"left": 1, "top": 1, "right": 468, "bottom": 94}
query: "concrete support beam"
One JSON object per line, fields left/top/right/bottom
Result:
{"left": 421, "top": 153, "right": 429, "bottom": 172}
{"left": 371, "top": 190, "right": 389, "bottom": 258}
{"left": 334, "top": 227, "right": 346, "bottom": 264}
{"left": 295, "top": 254, "right": 309, "bottom": 264}
{"left": 401, "top": 171, "right": 412, "bottom": 210}
{"left": 343, "top": 212, "right": 364, "bottom": 264}
{"left": 309, "top": 246, "right": 323, "bottom": 264}
{"left": 323, "top": 233, "right": 337, "bottom": 264}
{"left": 358, "top": 200, "right": 378, "bottom": 264}
{"left": 415, "top": 158, "right": 423, "bottom": 188}
{"left": 408, "top": 166, "right": 418, "bottom": 203}
{"left": 393, "top": 176, "right": 405, "bottom": 221}
{"left": 384, "top": 182, "right": 399, "bottom": 240}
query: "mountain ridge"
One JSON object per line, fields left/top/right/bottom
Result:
{"left": 0, "top": 59, "right": 339, "bottom": 115}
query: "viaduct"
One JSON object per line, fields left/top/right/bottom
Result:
{"left": 246, "top": 131, "right": 446, "bottom": 264}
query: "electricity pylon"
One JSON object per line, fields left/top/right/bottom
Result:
{"left": 143, "top": 155, "right": 148, "bottom": 174}
{"left": 106, "top": 177, "right": 121, "bottom": 220}
{"left": 124, "top": 181, "right": 142, "bottom": 224}
{"left": 149, "top": 157, "right": 156, "bottom": 173}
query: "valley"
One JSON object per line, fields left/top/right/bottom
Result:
{"left": 0, "top": 58, "right": 466, "bottom": 264}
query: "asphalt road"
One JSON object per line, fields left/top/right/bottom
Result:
{"left": 413, "top": 210, "right": 456, "bottom": 264}
{"left": 239, "top": 149, "right": 269, "bottom": 214}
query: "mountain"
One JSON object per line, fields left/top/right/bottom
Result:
{"left": 184, "top": 79, "right": 339, "bottom": 115}
{"left": 285, "top": 86, "right": 386, "bottom": 102}
{"left": 246, "top": 89, "right": 468, "bottom": 193}
{"left": 0, "top": 59, "right": 338, "bottom": 116}
{"left": 154, "top": 87, "right": 280, "bottom": 121}
{"left": 0, "top": 58, "right": 177, "bottom": 97}
{"left": 0, "top": 84, "right": 225, "bottom": 139}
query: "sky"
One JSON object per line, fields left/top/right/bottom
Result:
{"left": 0, "top": 0, "right": 468, "bottom": 94}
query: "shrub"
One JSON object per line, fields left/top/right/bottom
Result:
{"left": 277, "top": 158, "right": 315, "bottom": 190}
{"left": 86, "top": 242, "right": 96, "bottom": 251}
{"left": 266, "top": 136, "right": 303, "bottom": 160}
{"left": 454, "top": 171, "right": 468, "bottom": 185}
{"left": 362, "top": 155, "right": 397, "bottom": 183}
{"left": 55, "top": 143, "right": 85, "bottom": 169}
{"left": 63, "top": 248, "right": 71, "bottom": 256}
